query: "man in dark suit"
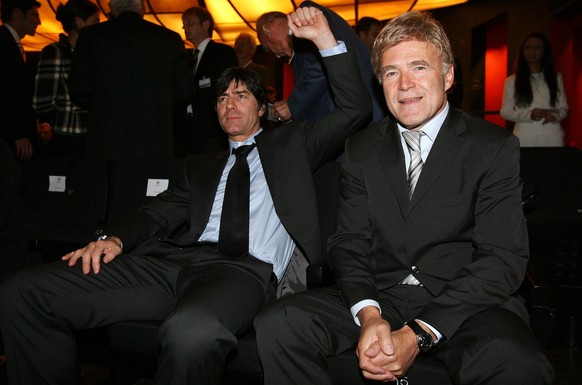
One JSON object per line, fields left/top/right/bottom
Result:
{"left": 257, "top": 0, "right": 386, "bottom": 124}
{"left": 67, "top": 0, "right": 192, "bottom": 161}
{"left": 180, "top": 6, "right": 238, "bottom": 155}
{"left": 256, "top": 11, "right": 554, "bottom": 385}
{"left": 0, "top": 7, "right": 371, "bottom": 385}
{"left": 0, "top": 0, "right": 41, "bottom": 161}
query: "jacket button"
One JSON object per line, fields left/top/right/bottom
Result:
{"left": 411, "top": 265, "right": 419, "bottom": 273}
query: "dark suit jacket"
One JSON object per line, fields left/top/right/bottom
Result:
{"left": 329, "top": 108, "right": 529, "bottom": 338}
{"left": 67, "top": 12, "right": 192, "bottom": 160}
{"left": 108, "top": 50, "right": 371, "bottom": 270}
{"left": 0, "top": 25, "right": 36, "bottom": 152}
{"left": 186, "top": 40, "right": 238, "bottom": 150}
{"left": 109, "top": 49, "right": 370, "bottom": 263}
{"left": 287, "top": 1, "right": 386, "bottom": 124}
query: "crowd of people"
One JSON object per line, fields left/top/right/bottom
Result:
{"left": 0, "top": 0, "right": 559, "bottom": 384}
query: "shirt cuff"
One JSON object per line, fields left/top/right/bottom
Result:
{"left": 416, "top": 319, "right": 443, "bottom": 343}
{"left": 320, "top": 41, "right": 347, "bottom": 57}
{"left": 350, "top": 299, "right": 381, "bottom": 326}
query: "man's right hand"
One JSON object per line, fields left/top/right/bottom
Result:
{"left": 273, "top": 99, "right": 291, "bottom": 121}
{"left": 287, "top": 6, "right": 336, "bottom": 51}
{"left": 62, "top": 237, "right": 123, "bottom": 275}
{"left": 356, "top": 306, "right": 398, "bottom": 382}
{"left": 14, "top": 137, "right": 33, "bottom": 160}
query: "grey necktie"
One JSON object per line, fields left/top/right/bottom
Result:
{"left": 402, "top": 130, "right": 424, "bottom": 199}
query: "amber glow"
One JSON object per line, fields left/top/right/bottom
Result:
{"left": 21, "top": 0, "right": 467, "bottom": 51}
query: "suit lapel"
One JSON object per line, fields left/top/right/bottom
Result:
{"left": 410, "top": 109, "right": 465, "bottom": 209}
{"left": 195, "top": 40, "right": 214, "bottom": 80}
{"left": 1, "top": 26, "right": 26, "bottom": 67}
{"left": 374, "top": 119, "right": 410, "bottom": 217}
{"left": 188, "top": 151, "right": 229, "bottom": 229}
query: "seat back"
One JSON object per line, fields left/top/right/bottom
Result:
{"left": 18, "top": 157, "right": 108, "bottom": 242}
{"left": 520, "top": 147, "right": 582, "bottom": 214}
{"left": 105, "top": 158, "right": 185, "bottom": 226}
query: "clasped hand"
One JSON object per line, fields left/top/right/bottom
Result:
{"left": 357, "top": 316, "right": 419, "bottom": 382}
{"left": 531, "top": 108, "right": 557, "bottom": 124}
{"left": 62, "top": 237, "right": 122, "bottom": 275}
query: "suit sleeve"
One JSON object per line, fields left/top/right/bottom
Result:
{"left": 328, "top": 138, "right": 380, "bottom": 305}
{"left": 67, "top": 30, "right": 95, "bottom": 110}
{"left": 106, "top": 158, "right": 194, "bottom": 251}
{"left": 170, "top": 33, "right": 194, "bottom": 108}
{"left": 287, "top": 43, "right": 330, "bottom": 120}
{"left": 0, "top": 30, "right": 36, "bottom": 143}
{"left": 300, "top": 50, "right": 371, "bottom": 168}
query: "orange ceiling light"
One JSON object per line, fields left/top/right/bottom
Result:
{"left": 22, "top": 0, "right": 468, "bottom": 51}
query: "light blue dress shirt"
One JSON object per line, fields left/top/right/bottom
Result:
{"left": 199, "top": 41, "right": 348, "bottom": 281}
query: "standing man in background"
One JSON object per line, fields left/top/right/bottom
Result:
{"left": 257, "top": 0, "right": 386, "bottom": 124}
{"left": 0, "top": 0, "right": 41, "bottom": 161}
{"left": 67, "top": 0, "right": 192, "bottom": 161}
{"left": 355, "top": 16, "right": 382, "bottom": 51}
{"left": 234, "top": 32, "right": 269, "bottom": 88}
{"left": 180, "top": 6, "right": 237, "bottom": 155}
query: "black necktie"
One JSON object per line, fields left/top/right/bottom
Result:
{"left": 218, "top": 144, "right": 256, "bottom": 258}
{"left": 192, "top": 48, "right": 199, "bottom": 75}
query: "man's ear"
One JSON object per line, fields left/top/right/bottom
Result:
{"left": 444, "top": 63, "right": 455, "bottom": 93}
{"left": 74, "top": 16, "right": 84, "bottom": 30}
{"left": 12, "top": 8, "right": 24, "bottom": 22}
{"left": 203, "top": 20, "right": 211, "bottom": 36}
{"left": 258, "top": 104, "right": 266, "bottom": 117}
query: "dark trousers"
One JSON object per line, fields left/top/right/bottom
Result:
{"left": 255, "top": 285, "right": 554, "bottom": 385}
{"left": 0, "top": 245, "right": 275, "bottom": 385}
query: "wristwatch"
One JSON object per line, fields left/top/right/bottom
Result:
{"left": 97, "top": 235, "right": 123, "bottom": 250}
{"left": 406, "top": 319, "right": 434, "bottom": 353}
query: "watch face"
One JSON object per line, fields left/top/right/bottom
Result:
{"left": 417, "top": 333, "right": 433, "bottom": 352}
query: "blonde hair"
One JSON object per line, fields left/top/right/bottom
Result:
{"left": 371, "top": 12, "right": 454, "bottom": 82}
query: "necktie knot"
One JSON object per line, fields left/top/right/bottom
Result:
{"left": 233, "top": 143, "right": 256, "bottom": 158}
{"left": 402, "top": 130, "right": 422, "bottom": 153}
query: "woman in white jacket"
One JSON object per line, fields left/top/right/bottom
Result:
{"left": 501, "top": 32, "right": 568, "bottom": 147}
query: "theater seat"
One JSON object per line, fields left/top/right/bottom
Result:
{"left": 105, "top": 158, "right": 186, "bottom": 225}
{"left": 14, "top": 158, "right": 109, "bottom": 258}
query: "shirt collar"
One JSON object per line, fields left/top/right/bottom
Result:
{"left": 195, "top": 37, "right": 211, "bottom": 55}
{"left": 228, "top": 128, "right": 263, "bottom": 152}
{"left": 4, "top": 24, "right": 21, "bottom": 43}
